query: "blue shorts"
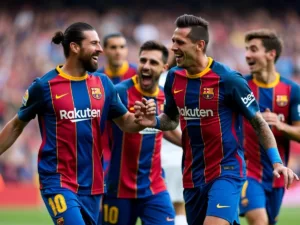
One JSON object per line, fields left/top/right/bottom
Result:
{"left": 41, "top": 187, "right": 102, "bottom": 225}
{"left": 101, "top": 191, "right": 175, "bottom": 225}
{"left": 184, "top": 177, "right": 244, "bottom": 225}
{"left": 239, "top": 178, "right": 284, "bottom": 225}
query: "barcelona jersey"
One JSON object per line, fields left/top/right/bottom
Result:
{"left": 97, "top": 61, "right": 137, "bottom": 84}
{"left": 243, "top": 73, "right": 300, "bottom": 190}
{"left": 164, "top": 57, "right": 260, "bottom": 188}
{"left": 18, "top": 65, "right": 127, "bottom": 195}
{"left": 107, "top": 75, "right": 166, "bottom": 198}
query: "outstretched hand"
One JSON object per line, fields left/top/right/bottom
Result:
{"left": 134, "top": 98, "right": 157, "bottom": 127}
{"left": 273, "top": 163, "right": 299, "bottom": 189}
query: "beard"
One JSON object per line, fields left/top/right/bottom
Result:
{"left": 79, "top": 54, "right": 98, "bottom": 72}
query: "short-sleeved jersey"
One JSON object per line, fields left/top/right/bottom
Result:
{"left": 164, "top": 57, "right": 260, "bottom": 188}
{"left": 107, "top": 75, "right": 166, "bottom": 198}
{"left": 97, "top": 61, "right": 137, "bottom": 85}
{"left": 243, "top": 74, "right": 300, "bottom": 190}
{"left": 18, "top": 65, "right": 127, "bottom": 195}
{"left": 98, "top": 61, "right": 137, "bottom": 169}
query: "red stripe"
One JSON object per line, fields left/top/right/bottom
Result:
{"left": 172, "top": 73, "right": 194, "bottom": 187}
{"left": 149, "top": 131, "right": 165, "bottom": 194}
{"left": 49, "top": 76, "right": 78, "bottom": 192}
{"left": 272, "top": 81, "right": 291, "bottom": 188}
{"left": 86, "top": 75, "right": 105, "bottom": 194}
{"left": 122, "top": 67, "right": 136, "bottom": 81}
{"left": 200, "top": 72, "right": 223, "bottom": 183}
{"left": 231, "top": 112, "right": 238, "bottom": 142}
{"left": 118, "top": 88, "right": 142, "bottom": 198}
{"left": 245, "top": 80, "right": 262, "bottom": 181}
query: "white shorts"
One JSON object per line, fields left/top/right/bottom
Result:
{"left": 161, "top": 138, "right": 184, "bottom": 203}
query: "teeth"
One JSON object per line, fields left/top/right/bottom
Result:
{"left": 92, "top": 56, "right": 98, "bottom": 60}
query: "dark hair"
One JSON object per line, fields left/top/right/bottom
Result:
{"left": 139, "top": 40, "right": 169, "bottom": 64}
{"left": 52, "top": 22, "right": 95, "bottom": 58}
{"left": 175, "top": 14, "right": 209, "bottom": 52}
{"left": 103, "top": 32, "right": 126, "bottom": 48}
{"left": 245, "top": 29, "right": 283, "bottom": 62}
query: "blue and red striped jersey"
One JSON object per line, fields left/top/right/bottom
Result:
{"left": 97, "top": 61, "right": 137, "bottom": 174}
{"left": 164, "top": 57, "right": 260, "bottom": 188}
{"left": 107, "top": 75, "right": 166, "bottom": 198}
{"left": 243, "top": 73, "right": 300, "bottom": 190}
{"left": 97, "top": 61, "right": 137, "bottom": 84}
{"left": 18, "top": 65, "right": 127, "bottom": 195}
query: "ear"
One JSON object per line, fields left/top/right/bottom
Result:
{"left": 196, "top": 40, "right": 206, "bottom": 52}
{"left": 163, "top": 63, "right": 169, "bottom": 72}
{"left": 267, "top": 49, "right": 276, "bottom": 61}
{"left": 70, "top": 42, "right": 80, "bottom": 54}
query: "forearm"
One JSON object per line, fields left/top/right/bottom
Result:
{"left": 114, "top": 112, "right": 145, "bottom": 133}
{"left": 250, "top": 113, "right": 277, "bottom": 150}
{"left": 0, "top": 116, "right": 26, "bottom": 155}
{"left": 163, "top": 129, "right": 182, "bottom": 147}
{"left": 158, "top": 113, "right": 179, "bottom": 131}
{"left": 279, "top": 123, "right": 300, "bottom": 142}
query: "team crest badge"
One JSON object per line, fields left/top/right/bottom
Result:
{"left": 91, "top": 88, "right": 102, "bottom": 99}
{"left": 276, "top": 95, "right": 288, "bottom": 107}
{"left": 202, "top": 88, "right": 214, "bottom": 99}
{"left": 57, "top": 217, "right": 64, "bottom": 225}
{"left": 22, "top": 89, "right": 29, "bottom": 106}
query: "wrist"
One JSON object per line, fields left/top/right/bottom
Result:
{"left": 267, "top": 147, "right": 283, "bottom": 165}
{"left": 154, "top": 116, "right": 160, "bottom": 129}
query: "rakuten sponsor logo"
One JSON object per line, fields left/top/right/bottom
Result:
{"left": 139, "top": 128, "right": 161, "bottom": 134}
{"left": 59, "top": 108, "right": 101, "bottom": 123}
{"left": 177, "top": 106, "right": 213, "bottom": 120}
{"left": 241, "top": 92, "right": 255, "bottom": 107}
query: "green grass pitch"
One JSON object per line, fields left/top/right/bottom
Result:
{"left": 0, "top": 207, "right": 299, "bottom": 225}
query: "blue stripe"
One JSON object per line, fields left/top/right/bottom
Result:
{"left": 38, "top": 73, "right": 60, "bottom": 187}
{"left": 185, "top": 79, "right": 204, "bottom": 185}
{"left": 136, "top": 96, "right": 157, "bottom": 197}
{"left": 107, "top": 88, "right": 128, "bottom": 195}
{"left": 71, "top": 81, "right": 93, "bottom": 190}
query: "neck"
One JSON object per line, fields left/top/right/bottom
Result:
{"left": 186, "top": 55, "right": 209, "bottom": 75}
{"left": 107, "top": 62, "right": 124, "bottom": 74}
{"left": 62, "top": 58, "right": 87, "bottom": 77}
{"left": 253, "top": 63, "right": 277, "bottom": 84}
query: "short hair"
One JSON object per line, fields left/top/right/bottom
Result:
{"left": 103, "top": 33, "right": 126, "bottom": 48}
{"left": 52, "top": 22, "right": 95, "bottom": 58}
{"left": 139, "top": 40, "right": 169, "bottom": 64}
{"left": 245, "top": 29, "right": 283, "bottom": 62}
{"left": 175, "top": 14, "right": 209, "bottom": 52}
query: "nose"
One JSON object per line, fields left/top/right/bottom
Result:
{"left": 142, "top": 61, "right": 151, "bottom": 71}
{"left": 97, "top": 43, "right": 103, "bottom": 53}
{"left": 245, "top": 50, "right": 251, "bottom": 59}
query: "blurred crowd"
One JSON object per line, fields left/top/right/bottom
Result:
{"left": 1, "top": 6, "right": 300, "bottom": 184}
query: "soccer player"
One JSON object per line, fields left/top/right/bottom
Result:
{"left": 0, "top": 22, "right": 155, "bottom": 225}
{"left": 134, "top": 15, "right": 299, "bottom": 225}
{"left": 103, "top": 40, "right": 181, "bottom": 225}
{"left": 98, "top": 32, "right": 137, "bottom": 84}
{"left": 239, "top": 29, "right": 300, "bottom": 225}
{"left": 97, "top": 33, "right": 137, "bottom": 176}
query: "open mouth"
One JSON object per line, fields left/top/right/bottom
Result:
{"left": 247, "top": 61, "right": 256, "bottom": 66}
{"left": 141, "top": 74, "right": 152, "bottom": 86}
{"left": 92, "top": 56, "right": 98, "bottom": 63}
{"left": 175, "top": 53, "right": 184, "bottom": 63}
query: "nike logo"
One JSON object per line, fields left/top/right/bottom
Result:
{"left": 174, "top": 89, "right": 183, "bottom": 94}
{"left": 216, "top": 203, "right": 230, "bottom": 208}
{"left": 166, "top": 217, "right": 175, "bottom": 222}
{"left": 56, "top": 93, "right": 68, "bottom": 99}
{"left": 129, "top": 106, "right": 134, "bottom": 111}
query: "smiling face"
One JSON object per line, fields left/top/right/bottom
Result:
{"left": 171, "top": 27, "right": 200, "bottom": 69}
{"left": 138, "top": 50, "right": 168, "bottom": 93}
{"left": 245, "top": 38, "right": 274, "bottom": 74}
{"left": 77, "top": 30, "right": 103, "bottom": 72}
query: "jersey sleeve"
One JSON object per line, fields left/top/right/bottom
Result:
{"left": 106, "top": 77, "right": 127, "bottom": 120}
{"left": 290, "top": 83, "right": 300, "bottom": 122}
{"left": 225, "top": 72, "right": 260, "bottom": 120}
{"left": 17, "top": 78, "right": 43, "bottom": 122}
{"left": 163, "top": 71, "right": 179, "bottom": 120}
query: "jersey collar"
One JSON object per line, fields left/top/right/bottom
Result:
{"left": 104, "top": 61, "right": 129, "bottom": 77}
{"left": 253, "top": 73, "right": 280, "bottom": 88}
{"left": 186, "top": 57, "right": 213, "bottom": 79}
{"left": 56, "top": 65, "right": 88, "bottom": 81}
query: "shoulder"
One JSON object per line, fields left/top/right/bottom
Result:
{"left": 115, "top": 77, "right": 135, "bottom": 92}
{"left": 211, "top": 60, "right": 245, "bottom": 83}
{"left": 96, "top": 66, "right": 105, "bottom": 73}
{"left": 129, "top": 63, "right": 137, "bottom": 70}
{"left": 244, "top": 74, "right": 253, "bottom": 81}
{"left": 280, "top": 76, "right": 299, "bottom": 88}
{"left": 39, "top": 68, "right": 59, "bottom": 84}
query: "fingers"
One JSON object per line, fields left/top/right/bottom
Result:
{"left": 265, "top": 108, "right": 271, "bottom": 112}
{"left": 295, "top": 173, "right": 299, "bottom": 181}
{"left": 286, "top": 168, "right": 295, "bottom": 189}
{"left": 273, "top": 170, "right": 280, "bottom": 179}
